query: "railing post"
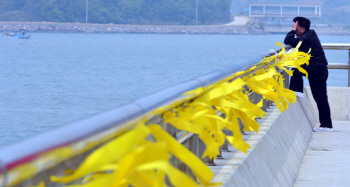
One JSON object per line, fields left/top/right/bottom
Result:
{"left": 283, "top": 70, "right": 290, "bottom": 88}
{"left": 187, "top": 135, "right": 198, "bottom": 179}
{"left": 198, "top": 138, "right": 216, "bottom": 166}
{"left": 220, "top": 114, "right": 229, "bottom": 154}
{"left": 348, "top": 49, "right": 350, "bottom": 87}
{"left": 217, "top": 146, "right": 223, "bottom": 159}
{"left": 177, "top": 138, "right": 188, "bottom": 177}
{"left": 206, "top": 157, "right": 215, "bottom": 166}
{"left": 222, "top": 128, "right": 230, "bottom": 152}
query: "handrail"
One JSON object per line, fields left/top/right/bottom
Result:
{"left": 327, "top": 63, "right": 350, "bottom": 69}
{"left": 322, "top": 43, "right": 350, "bottom": 50}
{"left": 322, "top": 43, "right": 350, "bottom": 86}
{"left": 0, "top": 57, "right": 262, "bottom": 166}
{"left": 0, "top": 45, "right": 290, "bottom": 186}
{"left": 1, "top": 43, "right": 348, "bottom": 186}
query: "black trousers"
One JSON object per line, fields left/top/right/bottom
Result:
{"left": 289, "top": 64, "right": 333, "bottom": 128}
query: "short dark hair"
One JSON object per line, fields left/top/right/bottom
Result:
{"left": 293, "top": 17, "right": 311, "bottom": 31}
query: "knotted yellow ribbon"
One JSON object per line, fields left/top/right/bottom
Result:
{"left": 29, "top": 41, "right": 312, "bottom": 187}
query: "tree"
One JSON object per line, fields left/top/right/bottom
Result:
{"left": 0, "top": 0, "right": 233, "bottom": 25}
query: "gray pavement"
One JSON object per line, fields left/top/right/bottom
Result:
{"left": 294, "top": 121, "right": 350, "bottom": 187}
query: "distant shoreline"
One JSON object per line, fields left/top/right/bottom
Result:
{"left": 1, "top": 22, "right": 349, "bottom": 35}
{"left": 0, "top": 22, "right": 266, "bottom": 35}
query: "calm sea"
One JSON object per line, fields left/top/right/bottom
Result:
{"left": 0, "top": 33, "right": 349, "bottom": 146}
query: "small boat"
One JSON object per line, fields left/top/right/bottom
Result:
{"left": 3, "top": 32, "right": 31, "bottom": 39}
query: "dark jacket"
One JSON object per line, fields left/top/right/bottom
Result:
{"left": 284, "top": 29, "right": 328, "bottom": 66}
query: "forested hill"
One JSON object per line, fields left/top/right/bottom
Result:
{"left": 0, "top": 0, "right": 232, "bottom": 25}
{"left": 232, "top": 0, "right": 350, "bottom": 25}
{"left": 1, "top": 0, "right": 348, "bottom": 25}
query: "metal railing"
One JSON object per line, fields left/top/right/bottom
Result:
{"left": 2, "top": 43, "right": 348, "bottom": 186}
{"left": 322, "top": 43, "right": 350, "bottom": 86}
{"left": 0, "top": 45, "right": 289, "bottom": 187}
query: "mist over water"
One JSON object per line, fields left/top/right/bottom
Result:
{"left": 0, "top": 33, "right": 349, "bottom": 146}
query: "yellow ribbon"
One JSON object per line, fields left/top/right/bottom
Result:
{"left": 30, "top": 41, "right": 311, "bottom": 187}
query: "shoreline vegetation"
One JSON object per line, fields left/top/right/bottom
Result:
{"left": 1, "top": 22, "right": 350, "bottom": 35}
{"left": 0, "top": 22, "right": 265, "bottom": 35}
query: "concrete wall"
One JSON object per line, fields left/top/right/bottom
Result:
{"left": 305, "top": 87, "right": 350, "bottom": 121}
{"left": 210, "top": 92, "right": 317, "bottom": 187}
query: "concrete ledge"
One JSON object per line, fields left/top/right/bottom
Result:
{"left": 305, "top": 87, "right": 350, "bottom": 121}
{"left": 211, "top": 93, "right": 317, "bottom": 187}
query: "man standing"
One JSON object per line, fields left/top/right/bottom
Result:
{"left": 284, "top": 17, "right": 333, "bottom": 132}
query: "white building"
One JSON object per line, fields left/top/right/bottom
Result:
{"left": 249, "top": 1, "right": 322, "bottom": 25}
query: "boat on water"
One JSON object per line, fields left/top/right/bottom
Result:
{"left": 2, "top": 32, "right": 31, "bottom": 39}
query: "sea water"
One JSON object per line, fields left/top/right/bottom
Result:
{"left": 0, "top": 33, "right": 349, "bottom": 146}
